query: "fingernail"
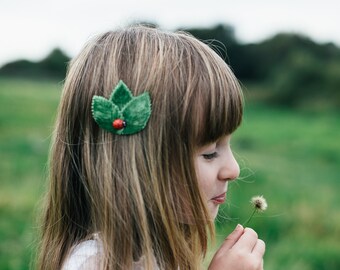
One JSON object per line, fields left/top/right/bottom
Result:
{"left": 236, "top": 224, "right": 243, "bottom": 230}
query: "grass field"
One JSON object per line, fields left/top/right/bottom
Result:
{"left": 0, "top": 78, "right": 339, "bottom": 270}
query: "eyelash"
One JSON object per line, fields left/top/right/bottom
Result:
{"left": 202, "top": 152, "right": 218, "bottom": 160}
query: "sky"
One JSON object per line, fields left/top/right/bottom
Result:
{"left": 1, "top": 0, "right": 340, "bottom": 67}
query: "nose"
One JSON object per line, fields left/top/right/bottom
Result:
{"left": 218, "top": 151, "right": 240, "bottom": 181}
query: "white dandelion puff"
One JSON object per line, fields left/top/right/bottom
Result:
{"left": 243, "top": 195, "right": 268, "bottom": 226}
{"left": 251, "top": 195, "right": 268, "bottom": 212}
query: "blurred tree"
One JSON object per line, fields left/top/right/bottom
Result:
{"left": 183, "top": 24, "right": 237, "bottom": 61}
{"left": 0, "top": 59, "right": 39, "bottom": 77}
{"left": 39, "top": 48, "right": 70, "bottom": 78}
{"left": 0, "top": 48, "right": 70, "bottom": 79}
{"left": 266, "top": 49, "right": 340, "bottom": 108}
{"left": 253, "top": 33, "right": 340, "bottom": 79}
{"left": 183, "top": 24, "right": 262, "bottom": 80}
{"left": 184, "top": 24, "right": 237, "bottom": 46}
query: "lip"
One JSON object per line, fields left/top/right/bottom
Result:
{"left": 211, "top": 192, "right": 226, "bottom": 204}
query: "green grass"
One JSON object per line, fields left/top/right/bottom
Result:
{"left": 0, "top": 78, "right": 61, "bottom": 270}
{"left": 1, "top": 78, "right": 339, "bottom": 269}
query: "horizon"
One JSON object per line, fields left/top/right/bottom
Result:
{"left": 1, "top": 0, "right": 339, "bottom": 67}
{"left": 1, "top": 26, "right": 338, "bottom": 69}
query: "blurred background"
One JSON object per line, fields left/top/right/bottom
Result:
{"left": 0, "top": 0, "right": 339, "bottom": 269}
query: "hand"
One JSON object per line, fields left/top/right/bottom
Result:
{"left": 208, "top": 224, "right": 265, "bottom": 270}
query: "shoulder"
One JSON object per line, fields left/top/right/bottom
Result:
{"left": 62, "top": 235, "right": 103, "bottom": 270}
{"left": 62, "top": 234, "right": 161, "bottom": 270}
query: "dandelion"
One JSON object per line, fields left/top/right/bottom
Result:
{"left": 251, "top": 195, "right": 268, "bottom": 212}
{"left": 243, "top": 195, "right": 268, "bottom": 226}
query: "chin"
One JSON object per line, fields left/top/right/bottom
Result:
{"left": 209, "top": 204, "right": 220, "bottom": 220}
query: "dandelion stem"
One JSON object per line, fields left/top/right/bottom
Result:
{"left": 243, "top": 208, "right": 257, "bottom": 227}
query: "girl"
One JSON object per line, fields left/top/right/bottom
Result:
{"left": 37, "top": 25, "right": 265, "bottom": 270}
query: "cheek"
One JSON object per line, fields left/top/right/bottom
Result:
{"left": 195, "top": 161, "right": 214, "bottom": 199}
{"left": 194, "top": 158, "right": 220, "bottom": 220}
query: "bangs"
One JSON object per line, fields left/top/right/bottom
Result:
{"left": 184, "top": 50, "right": 243, "bottom": 147}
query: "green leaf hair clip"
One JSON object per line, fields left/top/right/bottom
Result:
{"left": 91, "top": 80, "right": 152, "bottom": 135}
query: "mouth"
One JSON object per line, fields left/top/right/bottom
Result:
{"left": 211, "top": 192, "right": 226, "bottom": 204}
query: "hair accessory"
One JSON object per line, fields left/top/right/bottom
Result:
{"left": 91, "top": 80, "right": 152, "bottom": 135}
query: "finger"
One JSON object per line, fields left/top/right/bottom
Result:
{"left": 221, "top": 224, "right": 244, "bottom": 250}
{"left": 260, "top": 259, "right": 264, "bottom": 270}
{"left": 252, "top": 239, "right": 266, "bottom": 257}
{"left": 233, "top": 227, "right": 258, "bottom": 252}
{"left": 255, "top": 259, "right": 264, "bottom": 270}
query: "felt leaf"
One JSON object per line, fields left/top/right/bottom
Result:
{"left": 91, "top": 96, "right": 121, "bottom": 133}
{"left": 121, "top": 92, "right": 152, "bottom": 135}
{"left": 91, "top": 80, "right": 152, "bottom": 135}
{"left": 109, "top": 80, "right": 133, "bottom": 110}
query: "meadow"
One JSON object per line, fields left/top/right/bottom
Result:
{"left": 0, "top": 78, "right": 339, "bottom": 270}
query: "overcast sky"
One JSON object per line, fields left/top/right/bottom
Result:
{"left": 1, "top": 0, "right": 339, "bottom": 67}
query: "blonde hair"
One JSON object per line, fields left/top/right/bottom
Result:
{"left": 37, "top": 26, "right": 243, "bottom": 270}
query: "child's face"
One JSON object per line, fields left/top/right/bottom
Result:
{"left": 194, "top": 135, "right": 240, "bottom": 220}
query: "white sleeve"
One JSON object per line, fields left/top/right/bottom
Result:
{"left": 62, "top": 236, "right": 160, "bottom": 270}
{"left": 62, "top": 239, "right": 102, "bottom": 270}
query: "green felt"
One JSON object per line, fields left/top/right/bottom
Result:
{"left": 91, "top": 80, "right": 151, "bottom": 135}
{"left": 109, "top": 80, "right": 133, "bottom": 110}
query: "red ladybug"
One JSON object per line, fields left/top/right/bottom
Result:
{"left": 112, "top": 119, "right": 126, "bottom": 130}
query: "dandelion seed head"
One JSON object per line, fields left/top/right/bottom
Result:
{"left": 251, "top": 195, "right": 268, "bottom": 212}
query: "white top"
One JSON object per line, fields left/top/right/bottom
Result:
{"left": 62, "top": 234, "right": 159, "bottom": 270}
{"left": 62, "top": 234, "right": 103, "bottom": 270}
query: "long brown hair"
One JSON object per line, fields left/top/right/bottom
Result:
{"left": 37, "top": 25, "right": 243, "bottom": 270}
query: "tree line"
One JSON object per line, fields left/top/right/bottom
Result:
{"left": 1, "top": 24, "right": 339, "bottom": 109}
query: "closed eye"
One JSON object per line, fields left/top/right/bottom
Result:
{"left": 202, "top": 152, "right": 218, "bottom": 160}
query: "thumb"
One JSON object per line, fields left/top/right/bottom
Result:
{"left": 221, "top": 224, "right": 244, "bottom": 250}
